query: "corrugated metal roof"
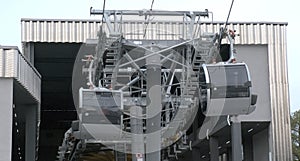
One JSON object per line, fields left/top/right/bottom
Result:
{"left": 21, "top": 19, "right": 100, "bottom": 43}
{"left": 21, "top": 18, "right": 287, "bottom": 44}
{"left": 20, "top": 18, "right": 291, "bottom": 160}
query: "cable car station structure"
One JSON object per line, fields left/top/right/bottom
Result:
{"left": 0, "top": 5, "right": 292, "bottom": 161}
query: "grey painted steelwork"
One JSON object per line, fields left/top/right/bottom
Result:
{"left": 231, "top": 116, "right": 243, "bottom": 161}
{"left": 67, "top": 10, "right": 212, "bottom": 161}
{"left": 145, "top": 46, "right": 162, "bottom": 161}
{"left": 90, "top": 9, "right": 209, "bottom": 17}
{"left": 0, "top": 46, "right": 41, "bottom": 102}
{"left": 130, "top": 106, "right": 144, "bottom": 161}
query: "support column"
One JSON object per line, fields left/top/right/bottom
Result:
{"left": 25, "top": 105, "right": 37, "bottom": 161}
{"left": 131, "top": 106, "right": 144, "bottom": 161}
{"left": 209, "top": 136, "right": 219, "bottom": 161}
{"left": 146, "top": 46, "right": 161, "bottom": 161}
{"left": 0, "top": 78, "right": 13, "bottom": 161}
{"left": 231, "top": 116, "right": 243, "bottom": 161}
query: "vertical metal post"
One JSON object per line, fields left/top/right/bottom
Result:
{"left": 231, "top": 116, "right": 243, "bottom": 161}
{"left": 131, "top": 106, "right": 144, "bottom": 161}
{"left": 146, "top": 45, "right": 161, "bottom": 161}
{"left": 209, "top": 136, "right": 219, "bottom": 161}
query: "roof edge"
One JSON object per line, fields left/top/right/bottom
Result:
{"left": 20, "top": 18, "right": 288, "bottom": 25}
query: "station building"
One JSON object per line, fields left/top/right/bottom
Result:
{"left": 0, "top": 18, "right": 291, "bottom": 161}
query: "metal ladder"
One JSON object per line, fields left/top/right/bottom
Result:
{"left": 103, "top": 35, "right": 122, "bottom": 87}
{"left": 192, "top": 33, "right": 216, "bottom": 70}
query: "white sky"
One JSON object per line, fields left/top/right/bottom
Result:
{"left": 1, "top": 0, "right": 299, "bottom": 112}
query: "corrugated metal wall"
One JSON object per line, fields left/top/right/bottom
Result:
{"left": 21, "top": 19, "right": 100, "bottom": 43}
{"left": 21, "top": 19, "right": 291, "bottom": 160}
{"left": 0, "top": 47, "right": 41, "bottom": 102}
